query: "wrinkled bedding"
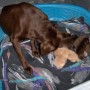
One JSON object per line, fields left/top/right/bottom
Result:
{"left": 0, "top": 17, "right": 90, "bottom": 90}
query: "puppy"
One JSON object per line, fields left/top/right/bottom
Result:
{"left": 0, "top": 2, "right": 61, "bottom": 74}
{"left": 53, "top": 47, "right": 80, "bottom": 69}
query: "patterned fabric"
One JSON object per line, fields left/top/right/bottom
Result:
{"left": 0, "top": 36, "right": 90, "bottom": 90}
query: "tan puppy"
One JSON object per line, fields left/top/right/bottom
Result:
{"left": 53, "top": 47, "right": 80, "bottom": 69}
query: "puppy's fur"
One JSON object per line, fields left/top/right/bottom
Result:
{"left": 53, "top": 47, "right": 80, "bottom": 69}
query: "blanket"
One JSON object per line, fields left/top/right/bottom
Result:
{"left": 0, "top": 17, "right": 90, "bottom": 90}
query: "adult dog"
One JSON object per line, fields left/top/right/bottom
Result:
{"left": 0, "top": 2, "right": 61, "bottom": 74}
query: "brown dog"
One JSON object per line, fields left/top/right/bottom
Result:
{"left": 0, "top": 2, "right": 61, "bottom": 74}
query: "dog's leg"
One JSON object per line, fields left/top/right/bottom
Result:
{"left": 30, "top": 39, "right": 40, "bottom": 57}
{"left": 10, "top": 37, "right": 32, "bottom": 74}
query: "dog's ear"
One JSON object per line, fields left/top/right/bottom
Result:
{"left": 72, "top": 35, "right": 89, "bottom": 59}
{"left": 78, "top": 38, "right": 89, "bottom": 59}
{"left": 72, "top": 35, "right": 89, "bottom": 52}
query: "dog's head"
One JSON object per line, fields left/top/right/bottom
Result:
{"left": 39, "top": 22, "right": 62, "bottom": 56}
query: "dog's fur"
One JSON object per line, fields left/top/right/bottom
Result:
{"left": 53, "top": 47, "right": 80, "bottom": 69}
{"left": 0, "top": 2, "right": 62, "bottom": 74}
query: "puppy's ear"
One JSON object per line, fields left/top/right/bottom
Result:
{"left": 68, "top": 49, "right": 80, "bottom": 62}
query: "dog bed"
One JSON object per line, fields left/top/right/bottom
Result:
{"left": 0, "top": 4, "right": 90, "bottom": 90}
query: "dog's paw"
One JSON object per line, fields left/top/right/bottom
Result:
{"left": 23, "top": 62, "right": 33, "bottom": 75}
{"left": 24, "top": 66, "right": 32, "bottom": 75}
